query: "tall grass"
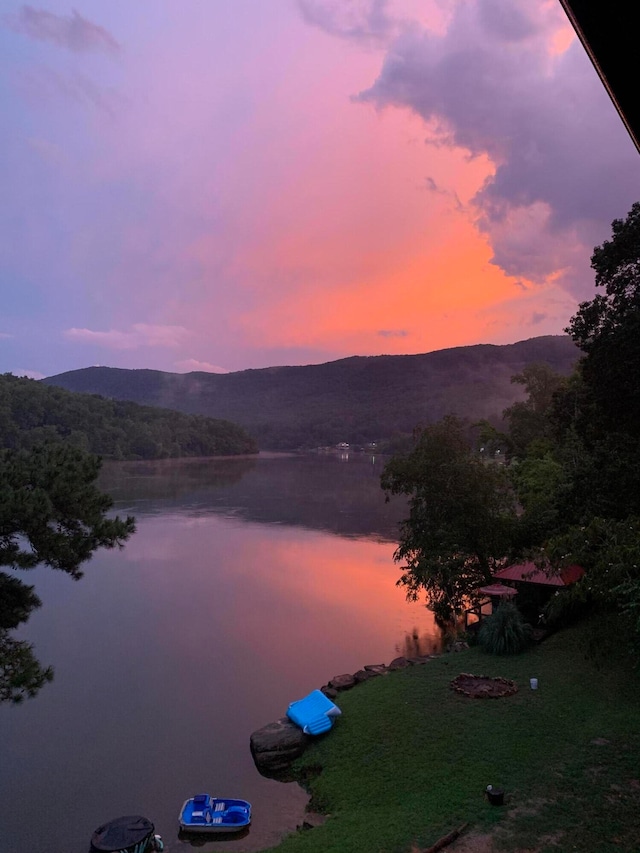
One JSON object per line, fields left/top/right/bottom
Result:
{"left": 478, "top": 601, "right": 534, "bottom": 655}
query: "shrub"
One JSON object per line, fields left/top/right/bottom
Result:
{"left": 478, "top": 601, "right": 534, "bottom": 655}
{"left": 543, "top": 584, "right": 592, "bottom": 630}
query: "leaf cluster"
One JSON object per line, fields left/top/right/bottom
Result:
{"left": 0, "top": 443, "right": 135, "bottom": 577}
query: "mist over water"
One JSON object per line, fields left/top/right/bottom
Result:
{"left": 0, "top": 453, "right": 442, "bottom": 853}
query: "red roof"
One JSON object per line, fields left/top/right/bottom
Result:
{"left": 494, "top": 562, "right": 584, "bottom": 587}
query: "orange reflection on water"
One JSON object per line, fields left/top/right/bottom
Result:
{"left": 120, "top": 516, "right": 442, "bottom": 686}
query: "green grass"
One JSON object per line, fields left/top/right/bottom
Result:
{"left": 265, "top": 618, "right": 640, "bottom": 853}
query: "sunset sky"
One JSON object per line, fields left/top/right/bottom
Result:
{"left": 2, "top": 0, "right": 639, "bottom": 379}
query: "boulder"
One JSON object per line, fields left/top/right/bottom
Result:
{"left": 250, "top": 717, "right": 309, "bottom": 776}
{"left": 388, "top": 656, "right": 411, "bottom": 670}
{"left": 353, "top": 669, "right": 378, "bottom": 683}
{"left": 320, "top": 685, "right": 338, "bottom": 700}
{"left": 328, "top": 673, "right": 356, "bottom": 691}
{"left": 364, "top": 664, "right": 388, "bottom": 675}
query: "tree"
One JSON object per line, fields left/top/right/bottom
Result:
{"left": 0, "top": 443, "right": 135, "bottom": 576}
{"left": 381, "top": 417, "right": 517, "bottom": 621}
{"left": 535, "top": 202, "right": 640, "bottom": 651}
{"left": 0, "top": 443, "right": 135, "bottom": 702}
{"left": 567, "top": 201, "right": 640, "bottom": 437}
{"left": 503, "top": 363, "right": 567, "bottom": 459}
{"left": 0, "top": 632, "right": 53, "bottom": 704}
{"left": 563, "top": 203, "right": 640, "bottom": 519}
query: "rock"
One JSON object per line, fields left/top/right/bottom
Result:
{"left": 364, "top": 664, "right": 387, "bottom": 674}
{"left": 328, "top": 673, "right": 356, "bottom": 691}
{"left": 250, "top": 717, "right": 309, "bottom": 776}
{"left": 320, "top": 685, "right": 338, "bottom": 700}
{"left": 353, "top": 668, "right": 379, "bottom": 683}
{"left": 388, "top": 656, "right": 410, "bottom": 670}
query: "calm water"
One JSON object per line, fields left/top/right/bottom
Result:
{"left": 0, "top": 453, "right": 442, "bottom": 853}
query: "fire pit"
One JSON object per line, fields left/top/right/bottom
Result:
{"left": 450, "top": 673, "right": 518, "bottom": 698}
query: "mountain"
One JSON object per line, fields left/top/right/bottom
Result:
{"left": 43, "top": 335, "right": 580, "bottom": 451}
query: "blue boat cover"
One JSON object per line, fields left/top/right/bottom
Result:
{"left": 286, "top": 689, "right": 341, "bottom": 735}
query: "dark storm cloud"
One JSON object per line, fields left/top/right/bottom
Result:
{"left": 4, "top": 6, "right": 120, "bottom": 54}
{"left": 355, "top": 0, "right": 640, "bottom": 297}
{"left": 297, "top": 0, "right": 396, "bottom": 44}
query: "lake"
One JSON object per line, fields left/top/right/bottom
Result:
{"left": 0, "top": 452, "right": 442, "bottom": 853}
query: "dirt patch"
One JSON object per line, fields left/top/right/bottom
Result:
{"left": 450, "top": 673, "right": 518, "bottom": 699}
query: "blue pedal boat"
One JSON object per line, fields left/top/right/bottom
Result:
{"left": 178, "top": 794, "right": 251, "bottom": 834}
{"left": 286, "top": 688, "right": 341, "bottom": 735}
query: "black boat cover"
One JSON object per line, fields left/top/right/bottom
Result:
{"left": 90, "top": 815, "right": 154, "bottom": 853}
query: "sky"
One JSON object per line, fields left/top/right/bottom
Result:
{"left": 1, "top": 0, "right": 639, "bottom": 379}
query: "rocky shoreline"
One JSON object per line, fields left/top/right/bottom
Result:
{"left": 249, "top": 648, "right": 467, "bottom": 777}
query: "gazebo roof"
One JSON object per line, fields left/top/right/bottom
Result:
{"left": 494, "top": 562, "right": 584, "bottom": 587}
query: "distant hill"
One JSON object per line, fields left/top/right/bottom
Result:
{"left": 43, "top": 336, "right": 580, "bottom": 451}
{"left": 0, "top": 373, "right": 258, "bottom": 460}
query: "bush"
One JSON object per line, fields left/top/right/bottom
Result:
{"left": 543, "top": 584, "right": 592, "bottom": 630}
{"left": 478, "top": 601, "right": 533, "bottom": 655}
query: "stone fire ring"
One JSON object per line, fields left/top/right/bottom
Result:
{"left": 450, "top": 673, "right": 518, "bottom": 698}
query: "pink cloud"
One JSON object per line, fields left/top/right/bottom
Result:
{"left": 173, "top": 359, "right": 229, "bottom": 374}
{"left": 64, "top": 324, "right": 189, "bottom": 350}
{"left": 297, "top": 0, "right": 397, "bottom": 44}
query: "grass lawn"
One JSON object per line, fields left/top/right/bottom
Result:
{"left": 265, "top": 618, "right": 640, "bottom": 853}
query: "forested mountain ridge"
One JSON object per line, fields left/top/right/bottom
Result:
{"left": 0, "top": 373, "right": 258, "bottom": 459}
{"left": 43, "top": 335, "right": 579, "bottom": 450}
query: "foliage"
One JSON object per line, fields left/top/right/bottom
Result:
{"left": 567, "top": 201, "right": 640, "bottom": 439}
{"left": 508, "top": 452, "right": 568, "bottom": 545}
{"left": 503, "top": 363, "right": 567, "bottom": 458}
{"left": 381, "top": 416, "right": 517, "bottom": 619}
{"left": 477, "top": 601, "right": 533, "bottom": 655}
{"left": 542, "top": 584, "right": 592, "bottom": 631}
{"left": 0, "top": 373, "right": 258, "bottom": 460}
{"left": 0, "top": 631, "right": 53, "bottom": 704}
{"left": 0, "top": 443, "right": 135, "bottom": 577}
{"left": 0, "top": 573, "right": 41, "bottom": 630}
{"left": 545, "top": 517, "right": 640, "bottom": 615}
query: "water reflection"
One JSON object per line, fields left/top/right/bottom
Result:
{"left": 178, "top": 827, "right": 251, "bottom": 847}
{"left": 0, "top": 454, "right": 440, "bottom": 853}
{"left": 98, "top": 452, "right": 403, "bottom": 541}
